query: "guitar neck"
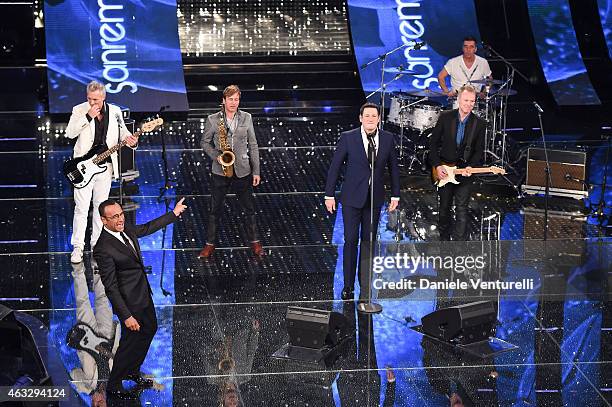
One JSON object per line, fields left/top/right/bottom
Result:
{"left": 456, "top": 167, "right": 494, "bottom": 174}
{"left": 92, "top": 130, "right": 142, "bottom": 164}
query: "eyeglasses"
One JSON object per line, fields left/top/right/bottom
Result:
{"left": 104, "top": 211, "right": 124, "bottom": 220}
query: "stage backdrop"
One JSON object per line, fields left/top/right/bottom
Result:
{"left": 526, "top": 0, "right": 601, "bottom": 105}
{"left": 44, "top": 0, "right": 189, "bottom": 113}
{"left": 347, "top": 0, "right": 484, "bottom": 100}
{"left": 598, "top": 0, "right": 612, "bottom": 60}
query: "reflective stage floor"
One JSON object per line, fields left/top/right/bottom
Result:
{"left": 0, "top": 114, "right": 611, "bottom": 406}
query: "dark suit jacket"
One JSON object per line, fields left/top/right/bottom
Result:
{"left": 429, "top": 109, "right": 485, "bottom": 169}
{"left": 325, "top": 127, "right": 400, "bottom": 209}
{"left": 93, "top": 212, "right": 177, "bottom": 322}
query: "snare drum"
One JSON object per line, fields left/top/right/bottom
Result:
{"left": 405, "top": 101, "right": 441, "bottom": 131}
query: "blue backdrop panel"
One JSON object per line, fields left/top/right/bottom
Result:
{"left": 527, "top": 0, "right": 601, "bottom": 106}
{"left": 598, "top": 0, "right": 612, "bottom": 60}
{"left": 44, "top": 0, "right": 189, "bottom": 113}
{"left": 347, "top": 0, "right": 483, "bottom": 98}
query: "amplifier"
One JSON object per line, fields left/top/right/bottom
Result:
{"left": 522, "top": 148, "right": 587, "bottom": 199}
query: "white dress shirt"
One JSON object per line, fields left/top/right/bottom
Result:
{"left": 325, "top": 126, "right": 399, "bottom": 202}
{"left": 104, "top": 227, "right": 136, "bottom": 252}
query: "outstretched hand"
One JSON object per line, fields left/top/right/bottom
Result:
{"left": 173, "top": 197, "right": 188, "bottom": 217}
{"left": 325, "top": 198, "right": 336, "bottom": 213}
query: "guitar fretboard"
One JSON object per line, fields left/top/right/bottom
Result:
{"left": 92, "top": 131, "right": 142, "bottom": 164}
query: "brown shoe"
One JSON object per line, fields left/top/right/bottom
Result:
{"left": 199, "top": 244, "right": 215, "bottom": 258}
{"left": 251, "top": 241, "right": 264, "bottom": 257}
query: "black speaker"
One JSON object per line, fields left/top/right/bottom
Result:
{"left": 286, "top": 307, "right": 349, "bottom": 349}
{"left": 421, "top": 301, "right": 496, "bottom": 344}
{"left": 0, "top": 304, "right": 50, "bottom": 387}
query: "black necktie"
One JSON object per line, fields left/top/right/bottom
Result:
{"left": 367, "top": 134, "right": 376, "bottom": 165}
{"left": 120, "top": 232, "right": 138, "bottom": 257}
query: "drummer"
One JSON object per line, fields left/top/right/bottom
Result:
{"left": 437, "top": 36, "right": 492, "bottom": 99}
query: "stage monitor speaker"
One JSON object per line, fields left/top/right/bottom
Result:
{"left": 0, "top": 304, "right": 50, "bottom": 387}
{"left": 421, "top": 301, "right": 496, "bottom": 344}
{"left": 286, "top": 307, "right": 349, "bottom": 349}
{"left": 523, "top": 148, "right": 587, "bottom": 199}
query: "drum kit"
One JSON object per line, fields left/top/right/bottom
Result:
{"left": 384, "top": 75, "right": 517, "bottom": 174}
{"left": 359, "top": 41, "right": 520, "bottom": 176}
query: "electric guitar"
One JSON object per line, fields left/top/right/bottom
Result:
{"left": 432, "top": 163, "right": 506, "bottom": 188}
{"left": 63, "top": 118, "right": 163, "bottom": 189}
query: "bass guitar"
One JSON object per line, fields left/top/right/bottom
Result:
{"left": 63, "top": 118, "right": 163, "bottom": 189}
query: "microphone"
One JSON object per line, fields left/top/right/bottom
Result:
{"left": 481, "top": 41, "right": 490, "bottom": 49}
{"left": 413, "top": 41, "right": 425, "bottom": 50}
{"left": 533, "top": 101, "right": 544, "bottom": 113}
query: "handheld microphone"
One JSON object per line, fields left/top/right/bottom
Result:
{"left": 533, "top": 101, "right": 544, "bottom": 113}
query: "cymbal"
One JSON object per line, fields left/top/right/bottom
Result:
{"left": 407, "top": 89, "right": 445, "bottom": 97}
{"left": 470, "top": 78, "right": 504, "bottom": 85}
{"left": 492, "top": 88, "right": 518, "bottom": 96}
{"left": 384, "top": 66, "right": 416, "bottom": 74}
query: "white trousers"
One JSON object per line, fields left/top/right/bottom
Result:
{"left": 71, "top": 165, "right": 112, "bottom": 249}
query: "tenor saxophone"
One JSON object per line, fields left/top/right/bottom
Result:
{"left": 218, "top": 111, "right": 235, "bottom": 177}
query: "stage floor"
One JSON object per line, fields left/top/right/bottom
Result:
{"left": 0, "top": 113, "right": 611, "bottom": 406}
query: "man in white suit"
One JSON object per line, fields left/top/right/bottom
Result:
{"left": 65, "top": 81, "right": 138, "bottom": 263}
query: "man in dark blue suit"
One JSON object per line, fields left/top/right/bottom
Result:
{"left": 325, "top": 103, "right": 400, "bottom": 300}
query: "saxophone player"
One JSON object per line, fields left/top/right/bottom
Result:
{"left": 200, "top": 85, "right": 264, "bottom": 258}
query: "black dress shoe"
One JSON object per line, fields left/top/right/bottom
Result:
{"left": 341, "top": 288, "right": 354, "bottom": 300}
{"left": 126, "top": 373, "right": 154, "bottom": 389}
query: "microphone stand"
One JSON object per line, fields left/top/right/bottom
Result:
{"left": 358, "top": 134, "right": 382, "bottom": 314}
{"left": 361, "top": 42, "right": 421, "bottom": 128}
{"left": 159, "top": 197, "right": 172, "bottom": 297}
{"left": 535, "top": 106, "right": 551, "bottom": 241}
{"left": 482, "top": 43, "right": 528, "bottom": 170}
{"left": 592, "top": 134, "right": 611, "bottom": 228}
{"left": 156, "top": 105, "right": 174, "bottom": 202}
{"left": 115, "top": 107, "right": 124, "bottom": 206}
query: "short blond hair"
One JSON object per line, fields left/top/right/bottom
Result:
{"left": 458, "top": 84, "right": 477, "bottom": 97}
{"left": 86, "top": 80, "right": 106, "bottom": 96}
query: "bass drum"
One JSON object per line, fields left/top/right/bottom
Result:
{"left": 405, "top": 101, "right": 441, "bottom": 132}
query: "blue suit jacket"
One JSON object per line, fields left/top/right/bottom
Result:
{"left": 325, "top": 127, "right": 400, "bottom": 209}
